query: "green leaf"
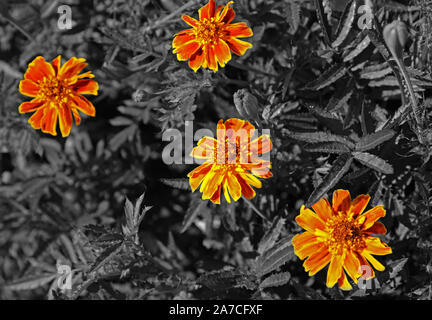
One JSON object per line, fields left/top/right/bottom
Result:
{"left": 352, "top": 152, "right": 394, "bottom": 174}
{"left": 313, "top": 0, "right": 332, "bottom": 45}
{"left": 306, "top": 153, "right": 353, "bottom": 207}
{"left": 259, "top": 272, "right": 291, "bottom": 289}
{"left": 355, "top": 129, "right": 396, "bottom": 151}
{"left": 343, "top": 33, "right": 371, "bottom": 62}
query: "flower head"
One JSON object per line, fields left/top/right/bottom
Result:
{"left": 188, "top": 118, "right": 272, "bottom": 204}
{"left": 19, "top": 56, "right": 98, "bottom": 137}
{"left": 173, "top": 0, "right": 253, "bottom": 72}
{"left": 292, "top": 190, "right": 392, "bottom": 290}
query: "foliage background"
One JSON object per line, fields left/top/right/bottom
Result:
{"left": 0, "top": 0, "right": 432, "bottom": 300}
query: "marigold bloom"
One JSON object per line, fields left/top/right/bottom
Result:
{"left": 172, "top": 0, "right": 253, "bottom": 72}
{"left": 292, "top": 190, "right": 392, "bottom": 290}
{"left": 18, "top": 56, "right": 98, "bottom": 137}
{"left": 188, "top": 118, "right": 272, "bottom": 204}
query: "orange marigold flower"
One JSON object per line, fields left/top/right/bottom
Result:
{"left": 188, "top": 118, "right": 272, "bottom": 204}
{"left": 172, "top": 0, "right": 253, "bottom": 72}
{"left": 292, "top": 190, "right": 392, "bottom": 290}
{"left": 18, "top": 56, "right": 98, "bottom": 137}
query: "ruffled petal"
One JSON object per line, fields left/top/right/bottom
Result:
{"left": 349, "top": 194, "right": 370, "bottom": 217}
{"left": 188, "top": 162, "right": 213, "bottom": 191}
{"left": 173, "top": 41, "right": 201, "bottom": 61}
{"left": 295, "top": 205, "right": 326, "bottom": 234}
{"left": 236, "top": 173, "right": 255, "bottom": 199}
{"left": 326, "top": 254, "right": 344, "bottom": 288}
{"left": 214, "top": 39, "right": 231, "bottom": 68}
{"left": 225, "top": 37, "right": 253, "bottom": 56}
{"left": 199, "top": 0, "right": 216, "bottom": 20}
{"left": 59, "top": 57, "right": 88, "bottom": 80}
{"left": 24, "top": 56, "right": 55, "bottom": 82}
{"left": 359, "top": 205, "right": 386, "bottom": 230}
{"left": 18, "top": 99, "right": 44, "bottom": 113}
{"left": 19, "top": 80, "right": 40, "bottom": 97}
{"left": 337, "top": 271, "right": 352, "bottom": 290}
{"left": 205, "top": 45, "right": 218, "bottom": 71}
{"left": 311, "top": 198, "right": 333, "bottom": 222}
{"left": 189, "top": 47, "right": 205, "bottom": 72}
{"left": 363, "top": 252, "right": 385, "bottom": 271}
{"left": 173, "top": 29, "right": 196, "bottom": 48}
{"left": 52, "top": 55, "right": 61, "bottom": 76}
{"left": 225, "top": 22, "right": 253, "bottom": 38}
{"left": 210, "top": 184, "right": 221, "bottom": 204}
{"left": 58, "top": 105, "right": 73, "bottom": 137}
{"left": 303, "top": 249, "right": 331, "bottom": 275}
{"left": 72, "top": 95, "right": 96, "bottom": 117}
{"left": 217, "top": 2, "right": 235, "bottom": 24}
{"left": 343, "top": 251, "right": 362, "bottom": 283}
{"left": 364, "top": 237, "right": 392, "bottom": 256}
{"left": 73, "top": 79, "right": 99, "bottom": 95}
{"left": 182, "top": 14, "right": 199, "bottom": 27}
{"left": 365, "top": 221, "right": 387, "bottom": 235}
{"left": 332, "top": 189, "right": 351, "bottom": 213}
{"left": 249, "top": 135, "right": 272, "bottom": 155}
{"left": 72, "top": 108, "right": 81, "bottom": 125}
{"left": 40, "top": 106, "right": 58, "bottom": 136}
{"left": 226, "top": 171, "right": 242, "bottom": 201}
{"left": 28, "top": 107, "right": 46, "bottom": 130}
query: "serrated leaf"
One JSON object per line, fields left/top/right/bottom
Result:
{"left": 355, "top": 129, "right": 395, "bottom": 151}
{"left": 343, "top": 33, "right": 371, "bottom": 62}
{"left": 256, "top": 235, "right": 294, "bottom": 277}
{"left": 160, "top": 178, "right": 191, "bottom": 191}
{"left": 304, "top": 142, "right": 351, "bottom": 154}
{"left": 303, "top": 64, "right": 347, "bottom": 91}
{"left": 283, "top": 129, "right": 355, "bottom": 149}
{"left": 259, "top": 272, "right": 291, "bottom": 289}
{"left": 313, "top": 0, "right": 332, "bottom": 45}
{"left": 181, "top": 195, "right": 208, "bottom": 233}
{"left": 109, "top": 124, "right": 138, "bottom": 151}
{"left": 6, "top": 274, "right": 58, "bottom": 291}
{"left": 257, "top": 217, "right": 286, "bottom": 255}
{"left": 332, "top": 0, "right": 357, "bottom": 48}
{"left": 353, "top": 152, "right": 394, "bottom": 174}
{"left": 306, "top": 153, "right": 353, "bottom": 207}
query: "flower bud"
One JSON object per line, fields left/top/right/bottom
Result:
{"left": 233, "top": 89, "right": 261, "bottom": 124}
{"left": 383, "top": 20, "right": 409, "bottom": 60}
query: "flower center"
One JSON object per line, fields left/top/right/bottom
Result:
{"left": 195, "top": 18, "right": 224, "bottom": 45}
{"left": 325, "top": 214, "right": 366, "bottom": 255}
{"left": 37, "top": 77, "right": 73, "bottom": 105}
{"left": 214, "top": 137, "right": 250, "bottom": 166}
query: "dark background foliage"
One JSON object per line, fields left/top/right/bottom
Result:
{"left": 0, "top": 0, "right": 431, "bottom": 300}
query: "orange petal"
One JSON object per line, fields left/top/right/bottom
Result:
{"left": 295, "top": 205, "right": 326, "bottom": 234}
{"left": 214, "top": 39, "right": 231, "bottom": 68}
{"left": 58, "top": 105, "right": 73, "bottom": 137}
{"left": 200, "top": 169, "right": 224, "bottom": 200}
{"left": 189, "top": 47, "right": 205, "bottom": 72}
{"left": 356, "top": 253, "right": 375, "bottom": 280}
{"left": 225, "top": 37, "right": 253, "bottom": 56}
{"left": 225, "top": 22, "right": 253, "bottom": 38}
{"left": 52, "top": 55, "right": 61, "bottom": 76}
{"left": 360, "top": 205, "right": 386, "bottom": 229}
{"left": 349, "top": 194, "right": 370, "bottom": 217}
{"left": 311, "top": 197, "right": 333, "bottom": 222}
{"left": 217, "top": 2, "right": 235, "bottom": 23}
{"left": 326, "top": 254, "right": 344, "bottom": 288}
{"left": 236, "top": 173, "right": 256, "bottom": 199}
{"left": 72, "top": 108, "right": 81, "bottom": 125}
{"left": 72, "top": 95, "right": 96, "bottom": 117}
{"left": 226, "top": 171, "right": 242, "bottom": 201}
{"left": 174, "top": 41, "right": 201, "bottom": 61}
{"left": 337, "top": 271, "right": 352, "bottom": 290}
{"left": 332, "top": 189, "right": 351, "bottom": 213}
{"left": 199, "top": 0, "right": 216, "bottom": 20}
{"left": 188, "top": 162, "right": 213, "bottom": 191}
{"left": 205, "top": 45, "right": 218, "bottom": 72}
{"left": 173, "top": 31, "right": 196, "bottom": 49}
{"left": 24, "top": 56, "right": 55, "bottom": 82}
{"left": 210, "top": 184, "right": 221, "bottom": 204}
{"left": 40, "top": 107, "right": 58, "bottom": 136}
{"left": 363, "top": 252, "right": 385, "bottom": 271}
{"left": 304, "top": 249, "right": 331, "bottom": 275}
{"left": 343, "top": 251, "right": 361, "bottom": 283}
{"left": 18, "top": 99, "right": 44, "bottom": 113}
{"left": 28, "top": 107, "right": 46, "bottom": 130}
{"left": 182, "top": 14, "right": 199, "bottom": 27}
{"left": 239, "top": 172, "right": 262, "bottom": 189}
{"left": 364, "top": 237, "right": 392, "bottom": 256}
{"left": 59, "top": 57, "right": 87, "bottom": 80}
{"left": 295, "top": 239, "right": 326, "bottom": 260}
{"left": 365, "top": 221, "right": 387, "bottom": 235}
{"left": 292, "top": 232, "right": 317, "bottom": 251}
{"left": 74, "top": 79, "right": 99, "bottom": 95}
{"left": 19, "top": 80, "right": 40, "bottom": 97}
{"left": 250, "top": 135, "right": 272, "bottom": 155}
